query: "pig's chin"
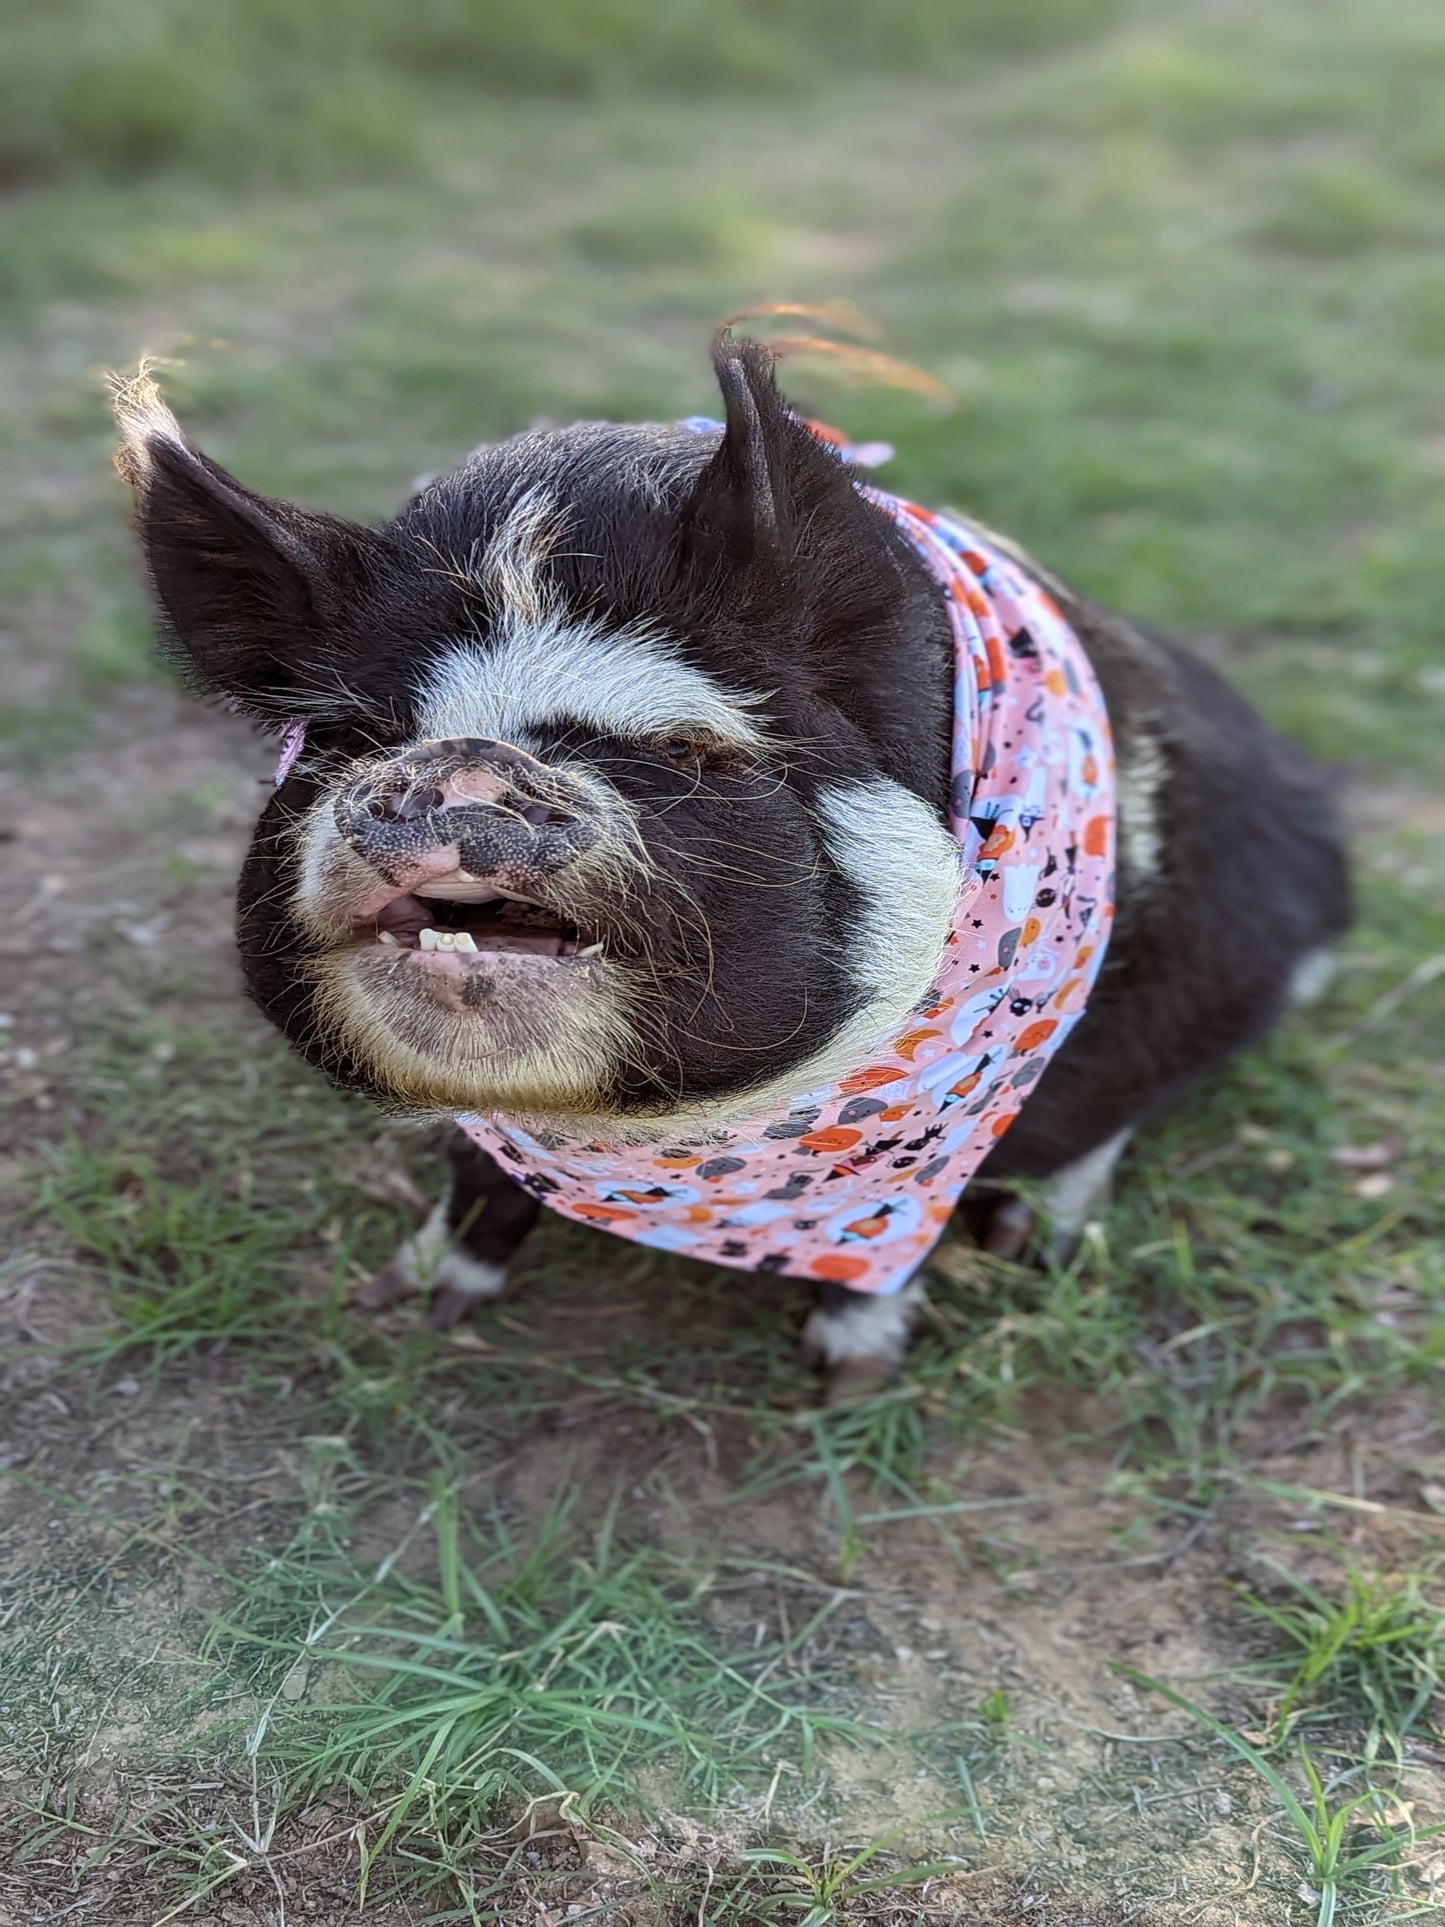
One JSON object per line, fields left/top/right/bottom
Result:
{"left": 297, "top": 862, "right": 630, "bottom": 1115}
{"left": 310, "top": 920, "right": 631, "bottom": 1119}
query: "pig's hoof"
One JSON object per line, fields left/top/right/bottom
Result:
{"left": 425, "top": 1257, "right": 507, "bottom": 1331}
{"left": 355, "top": 1263, "right": 419, "bottom": 1311}
{"left": 800, "top": 1280, "right": 920, "bottom": 1398}
{"left": 980, "top": 1195, "right": 1037, "bottom": 1261}
{"left": 823, "top": 1354, "right": 900, "bottom": 1404}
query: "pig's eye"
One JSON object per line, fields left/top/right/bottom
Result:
{"left": 650, "top": 735, "right": 751, "bottom": 778}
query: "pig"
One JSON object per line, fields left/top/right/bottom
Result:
{"left": 111, "top": 335, "right": 1350, "bottom": 1399}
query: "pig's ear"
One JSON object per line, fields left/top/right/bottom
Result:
{"left": 677, "top": 334, "right": 903, "bottom": 629}
{"left": 111, "top": 370, "right": 389, "bottom": 720}
{"left": 680, "top": 334, "right": 817, "bottom": 566}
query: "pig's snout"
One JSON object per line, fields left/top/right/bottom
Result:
{"left": 335, "top": 737, "right": 602, "bottom": 880}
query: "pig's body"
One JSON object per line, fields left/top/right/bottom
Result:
{"left": 114, "top": 339, "right": 1351, "bottom": 1397}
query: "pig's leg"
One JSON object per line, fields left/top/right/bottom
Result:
{"left": 799, "top": 1129, "right": 1136, "bottom": 1399}
{"left": 800, "top": 1277, "right": 925, "bottom": 1403}
{"left": 968, "top": 1127, "right": 1134, "bottom": 1263}
{"left": 359, "top": 1138, "right": 540, "bottom": 1331}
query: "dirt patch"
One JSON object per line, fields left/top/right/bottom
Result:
{"left": 5, "top": 1268, "right": 1438, "bottom": 1922}
{"left": 0, "top": 688, "right": 263, "bottom": 1066}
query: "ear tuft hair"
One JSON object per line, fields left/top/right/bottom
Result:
{"left": 108, "top": 364, "right": 394, "bottom": 721}
{"left": 108, "top": 362, "right": 188, "bottom": 490}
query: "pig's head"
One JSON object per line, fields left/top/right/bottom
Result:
{"left": 113, "top": 339, "right": 960, "bottom": 1131}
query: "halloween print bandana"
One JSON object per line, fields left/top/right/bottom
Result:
{"left": 457, "top": 432, "right": 1117, "bottom": 1296}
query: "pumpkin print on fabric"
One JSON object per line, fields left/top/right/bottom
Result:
{"left": 458, "top": 432, "right": 1117, "bottom": 1297}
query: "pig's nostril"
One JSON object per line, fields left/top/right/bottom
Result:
{"left": 521, "top": 802, "right": 572, "bottom": 828}
{"left": 369, "top": 785, "right": 444, "bottom": 822}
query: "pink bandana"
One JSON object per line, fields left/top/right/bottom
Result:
{"left": 456, "top": 468, "right": 1117, "bottom": 1296}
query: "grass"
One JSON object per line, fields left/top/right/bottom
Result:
{"left": 729, "top": 1826, "right": 965, "bottom": 1924}
{"left": 3, "top": 0, "right": 1445, "bottom": 1916}
{"left": 1124, "top": 1667, "right": 1445, "bottom": 1926}
{"left": 20, "top": 901, "right": 1445, "bottom": 1501}
{"left": 7, "top": 883, "right": 1441, "bottom": 1911}
{"left": 41, "top": 934, "right": 1438, "bottom": 1470}
{"left": 16, "top": 1018, "right": 412, "bottom": 1378}
{"left": 32, "top": 1142, "right": 329, "bottom": 1368}
{"left": 189, "top": 1475, "right": 874, "bottom": 1915}
{"left": 0, "top": 0, "right": 1128, "bottom": 187}
{"left": 1240, "top": 1555, "right": 1445, "bottom": 1758}
{"left": 1123, "top": 1549, "right": 1445, "bottom": 1917}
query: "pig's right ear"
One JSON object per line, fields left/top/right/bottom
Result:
{"left": 111, "top": 371, "right": 389, "bottom": 720}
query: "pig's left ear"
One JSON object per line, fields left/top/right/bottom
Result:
{"left": 111, "top": 371, "right": 392, "bottom": 721}
{"left": 676, "top": 334, "right": 904, "bottom": 635}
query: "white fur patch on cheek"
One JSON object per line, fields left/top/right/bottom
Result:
{"left": 291, "top": 795, "right": 375, "bottom": 938}
{"left": 813, "top": 777, "right": 961, "bottom": 1017}
{"left": 633, "top": 776, "right": 960, "bottom": 1133}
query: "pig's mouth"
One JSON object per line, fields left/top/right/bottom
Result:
{"left": 363, "top": 882, "right": 601, "bottom": 963}
{"left": 296, "top": 808, "right": 635, "bottom": 1118}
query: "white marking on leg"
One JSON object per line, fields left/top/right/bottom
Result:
{"left": 1038, "top": 1127, "right": 1133, "bottom": 1238}
{"left": 429, "top": 1251, "right": 507, "bottom": 1304}
{"left": 392, "top": 1197, "right": 506, "bottom": 1302}
{"left": 1286, "top": 946, "right": 1338, "bottom": 1009}
{"left": 802, "top": 1277, "right": 924, "bottom": 1367}
{"left": 393, "top": 1198, "right": 452, "bottom": 1286}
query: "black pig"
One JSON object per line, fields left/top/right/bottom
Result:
{"left": 112, "top": 337, "right": 1350, "bottom": 1399}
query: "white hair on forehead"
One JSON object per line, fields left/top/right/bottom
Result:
{"left": 417, "top": 620, "right": 771, "bottom": 751}
{"left": 415, "top": 486, "right": 771, "bottom": 751}
{"left": 472, "top": 485, "right": 565, "bottom": 627}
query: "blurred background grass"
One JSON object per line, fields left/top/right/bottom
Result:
{"left": 4, "top": 0, "right": 1445, "bottom": 787}
{"left": 1, "top": 0, "right": 1125, "bottom": 185}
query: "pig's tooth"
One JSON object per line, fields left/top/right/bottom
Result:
{"left": 418, "top": 927, "right": 439, "bottom": 951}
{"left": 577, "top": 941, "right": 605, "bottom": 958}
{"left": 451, "top": 931, "right": 478, "bottom": 953}
{"left": 377, "top": 929, "right": 400, "bottom": 948}
{"left": 437, "top": 931, "right": 456, "bottom": 949}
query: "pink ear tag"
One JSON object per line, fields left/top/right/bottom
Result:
{"left": 274, "top": 721, "right": 307, "bottom": 787}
